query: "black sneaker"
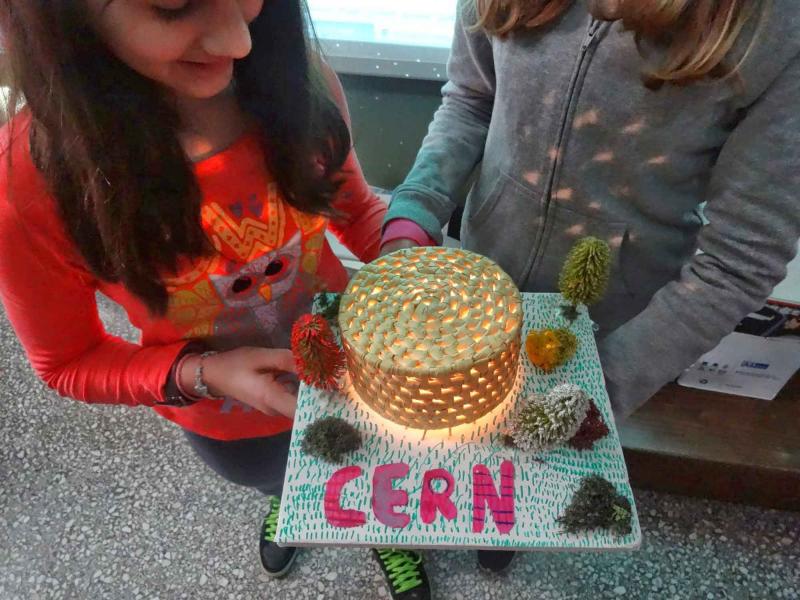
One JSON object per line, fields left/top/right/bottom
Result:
{"left": 259, "top": 496, "right": 298, "bottom": 578}
{"left": 477, "top": 549, "right": 516, "bottom": 573}
{"left": 372, "top": 548, "right": 431, "bottom": 600}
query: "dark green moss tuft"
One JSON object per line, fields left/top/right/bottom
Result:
{"left": 558, "top": 474, "right": 632, "bottom": 536}
{"left": 301, "top": 417, "right": 362, "bottom": 463}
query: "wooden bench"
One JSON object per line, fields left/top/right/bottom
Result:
{"left": 620, "top": 373, "right": 800, "bottom": 511}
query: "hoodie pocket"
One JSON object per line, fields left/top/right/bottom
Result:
{"left": 461, "top": 169, "right": 546, "bottom": 283}
{"left": 465, "top": 170, "right": 538, "bottom": 225}
{"left": 530, "top": 202, "right": 634, "bottom": 300}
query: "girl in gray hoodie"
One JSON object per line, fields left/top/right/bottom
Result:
{"left": 382, "top": 0, "right": 800, "bottom": 426}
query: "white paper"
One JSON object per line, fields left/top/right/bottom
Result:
{"left": 678, "top": 332, "right": 800, "bottom": 400}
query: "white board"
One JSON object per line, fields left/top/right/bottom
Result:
{"left": 276, "top": 293, "right": 641, "bottom": 551}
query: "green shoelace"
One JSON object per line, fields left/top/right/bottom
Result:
{"left": 262, "top": 496, "right": 281, "bottom": 542}
{"left": 376, "top": 549, "right": 424, "bottom": 594}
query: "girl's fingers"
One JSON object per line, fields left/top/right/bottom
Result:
{"left": 256, "top": 404, "right": 280, "bottom": 417}
{"left": 255, "top": 348, "right": 297, "bottom": 374}
{"left": 265, "top": 387, "right": 298, "bottom": 420}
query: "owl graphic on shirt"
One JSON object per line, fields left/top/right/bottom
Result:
{"left": 209, "top": 231, "right": 307, "bottom": 350}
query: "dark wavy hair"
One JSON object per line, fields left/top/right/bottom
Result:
{"left": 0, "top": 0, "right": 350, "bottom": 314}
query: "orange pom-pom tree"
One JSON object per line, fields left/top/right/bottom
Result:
{"left": 525, "top": 328, "right": 578, "bottom": 372}
{"left": 291, "top": 314, "right": 346, "bottom": 391}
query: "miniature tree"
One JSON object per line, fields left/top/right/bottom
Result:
{"left": 507, "top": 383, "right": 590, "bottom": 452}
{"left": 559, "top": 237, "right": 611, "bottom": 322}
{"left": 525, "top": 328, "right": 578, "bottom": 372}
{"left": 291, "top": 314, "right": 346, "bottom": 391}
{"left": 568, "top": 400, "right": 610, "bottom": 451}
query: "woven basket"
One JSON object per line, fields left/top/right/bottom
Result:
{"left": 339, "top": 247, "right": 522, "bottom": 430}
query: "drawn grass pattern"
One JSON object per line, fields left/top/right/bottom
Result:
{"left": 276, "top": 293, "right": 641, "bottom": 551}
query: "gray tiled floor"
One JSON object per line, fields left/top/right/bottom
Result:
{"left": 1, "top": 297, "right": 799, "bottom": 600}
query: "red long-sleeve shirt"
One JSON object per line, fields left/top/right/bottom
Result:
{"left": 0, "top": 111, "right": 386, "bottom": 441}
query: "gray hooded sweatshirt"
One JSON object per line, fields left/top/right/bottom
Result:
{"left": 386, "top": 0, "right": 800, "bottom": 417}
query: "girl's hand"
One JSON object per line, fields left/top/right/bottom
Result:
{"left": 379, "top": 238, "right": 420, "bottom": 257}
{"left": 179, "top": 348, "right": 298, "bottom": 418}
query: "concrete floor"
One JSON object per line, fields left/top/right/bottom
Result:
{"left": 1, "top": 297, "right": 799, "bottom": 600}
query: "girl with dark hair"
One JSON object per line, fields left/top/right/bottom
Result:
{"left": 0, "top": 1, "right": 429, "bottom": 595}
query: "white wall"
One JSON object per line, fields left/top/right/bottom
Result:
{"left": 772, "top": 246, "right": 800, "bottom": 303}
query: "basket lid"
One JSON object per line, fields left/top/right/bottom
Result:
{"left": 339, "top": 247, "right": 522, "bottom": 375}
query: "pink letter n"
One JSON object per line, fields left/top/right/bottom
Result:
{"left": 472, "top": 461, "right": 515, "bottom": 534}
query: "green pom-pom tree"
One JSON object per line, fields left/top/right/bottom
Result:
{"left": 559, "top": 237, "right": 611, "bottom": 322}
{"left": 558, "top": 475, "right": 632, "bottom": 536}
{"left": 301, "top": 417, "right": 362, "bottom": 463}
{"left": 508, "top": 383, "right": 590, "bottom": 453}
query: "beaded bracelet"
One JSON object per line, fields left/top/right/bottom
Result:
{"left": 194, "top": 351, "right": 222, "bottom": 400}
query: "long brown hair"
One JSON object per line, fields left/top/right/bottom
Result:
{"left": 0, "top": 0, "right": 350, "bottom": 314}
{"left": 475, "top": 0, "right": 766, "bottom": 86}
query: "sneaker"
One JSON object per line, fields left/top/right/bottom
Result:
{"left": 477, "top": 549, "right": 516, "bottom": 573}
{"left": 259, "top": 496, "right": 298, "bottom": 578}
{"left": 372, "top": 548, "right": 431, "bottom": 600}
